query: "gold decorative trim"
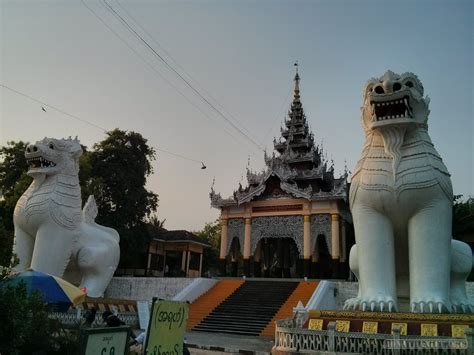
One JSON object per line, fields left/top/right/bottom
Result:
{"left": 421, "top": 323, "right": 438, "bottom": 336}
{"left": 304, "top": 215, "right": 311, "bottom": 222}
{"left": 391, "top": 322, "right": 408, "bottom": 336}
{"left": 308, "top": 310, "right": 474, "bottom": 323}
{"left": 245, "top": 218, "right": 252, "bottom": 225}
{"left": 308, "top": 319, "right": 323, "bottom": 330}
{"left": 452, "top": 325, "right": 469, "bottom": 338}
{"left": 336, "top": 320, "right": 350, "bottom": 332}
{"left": 331, "top": 214, "right": 340, "bottom": 221}
{"left": 362, "top": 321, "right": 378, "bottom": 334}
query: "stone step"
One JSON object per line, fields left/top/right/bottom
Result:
{"left": 193, "top": 327, "right": 260, "bottom": 336}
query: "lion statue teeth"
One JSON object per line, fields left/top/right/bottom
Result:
{"left": 345, "top": 71, "right": 473, "bottom": 313}
{"left": 13, "top": 137, "right": 120, "bottom": 297}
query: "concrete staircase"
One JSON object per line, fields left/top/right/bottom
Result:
{"left": 187, "top": 279, "right": 244, "bottom": 330}
{"left": 189, "top": 280, "right": 318, "bottom": 336}
{"left": 260, "top": 281, "right": 318, "bottom": 336}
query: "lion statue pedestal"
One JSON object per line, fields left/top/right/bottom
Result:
{"left": 13, "top": 137, "right": 120, "bottom": 297}
{"left": 345, "top": 71, "right": 472, "bottom": 314}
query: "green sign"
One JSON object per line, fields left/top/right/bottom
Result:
{"left": 79, "top": 326, "right": 130, "bottom": 355}
{"left": 145, "top": 299, "right": 189, "bottom": 355}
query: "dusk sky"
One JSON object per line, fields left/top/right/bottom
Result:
{"left": 1, "top": 0, "right": 472, "bottom": 231}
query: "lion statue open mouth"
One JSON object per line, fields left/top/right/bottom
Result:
{"left": 345, "top": 71, "right": 473, "bottom": 313}
{"left": 13, "top": 137, "right": 120, "bottom": 297}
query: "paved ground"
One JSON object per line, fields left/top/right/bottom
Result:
{"left": 186, "top": 331, "right": 274, "bottom": 354}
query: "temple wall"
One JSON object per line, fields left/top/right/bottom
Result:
{"left": 104, "top": 277, "right": 194, "bottom": 301}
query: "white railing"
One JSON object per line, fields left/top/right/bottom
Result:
{"left": 274, "top": 318, "right": 472, "bottom": 355}
{"left": 49, "top": 310, "right": 139, "bottom": 328}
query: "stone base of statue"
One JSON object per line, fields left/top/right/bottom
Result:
{"left": 305, "top": 310, "right": 473, "bottom": 337}
{"left": 273, "top": 309, "right": 474, "bottom": 354}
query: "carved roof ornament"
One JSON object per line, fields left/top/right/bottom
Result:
{"left": 210, "top": 64, "right": 349, "bottom": 208}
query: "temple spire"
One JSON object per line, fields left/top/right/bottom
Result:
{"left": 293, "top": 61, "right": 300, "bottom": 101}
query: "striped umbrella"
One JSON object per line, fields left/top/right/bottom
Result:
{"left": 1, "top": 270, "right": 86, "bottom": 312}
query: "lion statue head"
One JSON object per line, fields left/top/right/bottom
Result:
{"left": 361, "top": 70, "right": 430, "bottom": 131}
{"left": 25, "top": 137, "right": 83, "bottom": 179}
{"left": 361, "top": 70, "right": 431, "bottom": 172}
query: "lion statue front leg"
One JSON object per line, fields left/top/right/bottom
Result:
{"left": 30, "top": 223, "right": 77, "bottom": 277}
{"left": 408, "top": 198, "right": 452, "bottom": 313}
{"left": 344, "top": 205, "right": 398, "bottom": 312}
{"left": 12, "top": 226, "right": 35, "bottom": 272}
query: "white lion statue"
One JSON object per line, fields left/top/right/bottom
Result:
{"left": 13, "top": 137, "right": 120, "bottom": 297}
{"left": 345, "top": 71, "right": 473, "bottom": 313}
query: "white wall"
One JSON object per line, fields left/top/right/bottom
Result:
{"left": 105, "top": 277, "right": 194, "bottom": 301}
{"left": 173, "top": 278, "right": 218, "bottom": 303}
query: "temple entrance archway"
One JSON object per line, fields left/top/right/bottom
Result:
{"left": 227, "top": 237, "right": 242, "bottom": 276}
{"left": 254, "top": 237, "right": 300, "bottom": 278}
{"left": 312, "top": 234, "right": 332, "bottom": 279}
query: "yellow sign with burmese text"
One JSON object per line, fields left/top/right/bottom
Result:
{"left": 144, "top": 299, "right": 189, "bottom": 355}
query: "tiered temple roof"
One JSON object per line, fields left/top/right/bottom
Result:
{"left": 210, "top": 69, "right": 348, "bottom": 208}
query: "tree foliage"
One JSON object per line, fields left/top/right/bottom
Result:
{"left": 453, "top": 195, "right": 474, "bottom": 221}
{"left": 81, "top": 129, "right": 159, "bottom": 267}
{"left": 0, "top": 142, "right": 31, "bottom": 265}
{"left": 195, "top": 219, "right": 221, "bottom": 275}
{"left": 452, "top": 195, "right": 473, "bottom": 279}
{"left": 0, "top": 141, "right": 32, "bottom": 231}
{"left": 0, "top": 216, "right": 12, "bottom": 266}
{"left": 0, "top": 141, "right": 30, "bottom": 198}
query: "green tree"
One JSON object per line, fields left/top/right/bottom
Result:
{"left": 195, "top": 219, "right": 221, "bottom": 275}
{"left": 0, "top": 141, "right": 30, "bottom": 198}
{"left": 0, "top": 141, "right": 31, "bottom": 264}
{"left": 83, "top": 129, "right": 159, "bottom": 268}
{"left": 453, "top": 195, "right": 474, "bottom": 224}
{"left": 0, "top": 216, "right": 12, "bottom": 266}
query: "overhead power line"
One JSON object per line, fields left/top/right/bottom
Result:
{"left": 0, "top": 83, "right": 204, "bottom": 165}
{"left": 99, "top": 0, "right": 264, "bottom": 151}
{"left": 81, "top": 0, "right": 253, "bottom": 147}
{"left": 81, "top": 0, "right": 255, "bottom": 152}
{"left": 0, "top": 83, "right": 107, "bottom": 132}
{"left": 113, "top": 0, "right": 260, "bottom": 146}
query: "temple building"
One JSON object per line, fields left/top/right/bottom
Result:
{"left": 116, "top": 228, "right": 210, "bottom": 278}
{"left": 210, "top": 69, "right": 353, "bottom": 279}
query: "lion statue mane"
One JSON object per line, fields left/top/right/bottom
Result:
{"left": 13, "top": 137, "right": 120, "bottom": 297}
{"left": 345, "top": 71, "right": 472, "bottom": 313}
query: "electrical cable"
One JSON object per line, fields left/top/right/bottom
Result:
{"left": 81, "top": 0, "right": 256, "bottom": 152}
{"left": 113, "top": 0, "right": 260, "bottom": 146}
{"left": 100, "top": 0, "right": 264, "bottom": 151}
{"left": 0, "top": 83, "right": 107, "bottom": 132}
{"left": 1, "top": 83, "right": 204, "bottom": 165}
